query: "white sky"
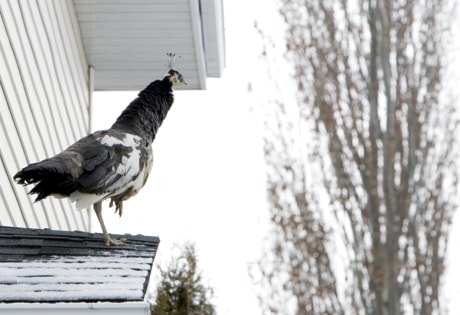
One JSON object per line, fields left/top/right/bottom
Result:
{"left": 91, "top": 0, "right": 460, "bottom": 314}
{"left": 92, "top": 86, "right": 268, "bottom": 314}
{"left": 91, "top": 2, "right": 273, "bottom": 313}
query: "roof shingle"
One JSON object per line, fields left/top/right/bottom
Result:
{"left": 0, "top": 226, "right": 159, "bottom": 303}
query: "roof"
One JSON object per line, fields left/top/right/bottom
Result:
{"left": 0, "top": 226, "right": 160, "bottom": 303}
{"left": 72, "top": 0, "right": 225, "bottom": 91}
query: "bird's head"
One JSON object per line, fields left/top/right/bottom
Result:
{"left": 166, "top": 53, "right": 188, "bottom": 87}
{"left": 167, "top": 69, "right": 187, "bottom": 87}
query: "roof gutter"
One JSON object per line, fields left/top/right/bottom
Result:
{"left": 0, "top": 302, "right": 150, "bottom": 315}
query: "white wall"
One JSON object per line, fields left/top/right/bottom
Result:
{"left": 0, "top": 0, "right": 90, "bottom": 231}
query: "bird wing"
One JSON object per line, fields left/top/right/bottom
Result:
{"left": 74, "top": 130, "right": 150, "bottom": 196}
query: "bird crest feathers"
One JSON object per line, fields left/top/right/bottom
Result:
{"left": 166, "top": 53, "right": 187, "bottom": 86}
{"left": 167, "top": 53, "right": 179, "bottom": 70}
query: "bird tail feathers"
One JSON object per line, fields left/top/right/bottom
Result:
{"left": 14, "top": 158, "right": 78, "bottom": 202}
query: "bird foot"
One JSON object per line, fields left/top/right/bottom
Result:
{"left": 104, "top": 236, "right": 127, "bottom": 246}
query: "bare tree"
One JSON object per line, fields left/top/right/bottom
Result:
{"left": 259, "top": 0, "right": 458, "bottom": 314}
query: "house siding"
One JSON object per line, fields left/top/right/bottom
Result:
{"left": 0, "top": 0, "right": 90, "bottom": 231}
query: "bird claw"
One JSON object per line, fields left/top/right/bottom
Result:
{"left": 104, "top": 236, "right": 127, "bottom": 246}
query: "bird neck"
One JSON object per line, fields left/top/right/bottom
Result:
{"left": 111, "top": 78, "right": 174, "bottom": 142}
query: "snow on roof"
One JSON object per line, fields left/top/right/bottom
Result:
{"left": 0, "top": 226, "right": 159, "bottom": 303}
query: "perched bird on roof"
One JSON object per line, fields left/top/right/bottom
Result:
{"left": 14, "top": 54, "right": 187, "bottom": 246}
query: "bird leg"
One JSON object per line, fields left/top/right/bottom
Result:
{"left": 93, "top": 202, "right": 126, "bottom": 246}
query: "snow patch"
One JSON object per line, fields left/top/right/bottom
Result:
{"left": 0, "top": 255, "right": 154, "bottom": 302}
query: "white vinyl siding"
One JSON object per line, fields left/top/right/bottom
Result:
{"left": 0, "top": 0, "right": 90, "bottom": 231}
{"left": 73, "top": 0, "right": 208, "bottom": 90}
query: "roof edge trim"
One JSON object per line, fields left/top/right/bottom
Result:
{"left": 0, "top": 302, "right": 150, "bottom": 310}
{"left": 190, "top": 0, "right": 207, "bottom": 89}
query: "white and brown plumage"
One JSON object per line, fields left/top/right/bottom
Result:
{"left": 14, "top": 58, "right": 187, "bottom": 246}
